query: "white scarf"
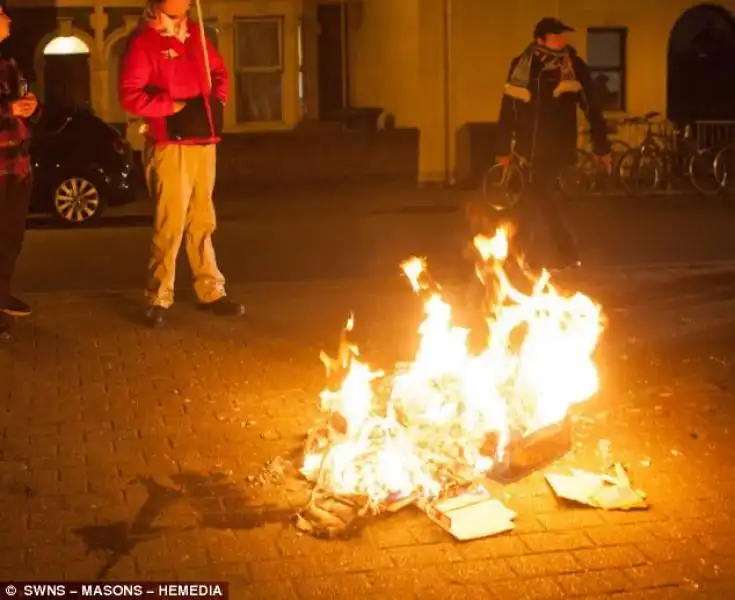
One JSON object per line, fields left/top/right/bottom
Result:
{"left": 143, "top": 5, "right": 190, "bottom": 43}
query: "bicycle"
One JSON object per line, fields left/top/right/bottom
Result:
{"left": 482, "top": 147, "right": 601, "bottom": 206}
{"left": 616, "top": 112, "right": 720, "bottom": 196}
{"left": 481, "top": 149, "right": 527, "bottom": 210}
{"left": 558, "top": 121, "right": 631, "bottom": 197}
{"left": 713, "top": 143, "right": 735, "bottom": 194}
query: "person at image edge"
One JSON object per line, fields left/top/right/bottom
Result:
{"left": 120, "top": 0, "right": 245, "bottom": 328}
{"left": 0, "top": 4, "right": 41, "bottom": 334}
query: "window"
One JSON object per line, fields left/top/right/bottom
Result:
{"left": 586, "top": 28, "right": 627, "bottom": 111}
{"left": 234, "top": 17, "right": 283, "bottom": 123}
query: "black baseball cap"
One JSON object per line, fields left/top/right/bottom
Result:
{"left": 533, "top": 17, "right": 575, "bottom": 39}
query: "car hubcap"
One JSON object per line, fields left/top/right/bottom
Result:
{"left": 54, "top": 178, "right": 100, "bottom": 222}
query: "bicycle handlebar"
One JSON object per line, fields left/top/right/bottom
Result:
{"left": 578, "top": 114, "right": 663, "bottom": 137}
{"left": 616, "top": 111, "right": 662, "bottom": 126}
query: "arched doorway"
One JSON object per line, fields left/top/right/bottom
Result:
{"left": 43, "top": 35, "right": 91, "bottom": 109}
{"left": 668, "top": 3, "right": 735, "bottom": 123}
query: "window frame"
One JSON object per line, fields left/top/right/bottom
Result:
{"left": 233, "top": 16, "right": 285, "bottom": 123}
{"left": 586, "top": 27, "right": 628, "bottom": 112}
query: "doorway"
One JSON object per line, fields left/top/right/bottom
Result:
{"left": 668, "top": 4, "right": 735, "bottom": 122}
{"left": 43, "top": 36, "right": 91, "bottom": 109}
{"left": 317, "top": 3, "right": 348, "bottom": 121}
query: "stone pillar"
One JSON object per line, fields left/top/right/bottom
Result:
{"left": 57, "top": 16, "right": 73, "bottom": 38}
{"left": 92, "top": 8, "right": 108, "bottom": 120}
{"left": 417, "top": 0, "right": 452, "bottom": 184}
{"left": 282, "top": 6, "right": 301, "bottom": 127}
{"left": 300, "top": 0, "right": 319, "bottom": 121}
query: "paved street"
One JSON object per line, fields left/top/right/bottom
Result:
{"left": 2, "top": 186, "right": 735, "bottom": 598}
{"left": 18, "top": 185, "right": 735, "bottom": 293}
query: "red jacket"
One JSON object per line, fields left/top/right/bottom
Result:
{"left": 119, "top": 18, "right": 228, "bottom": 145}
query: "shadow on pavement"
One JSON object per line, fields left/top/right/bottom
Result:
{"left": 75, "top": 478, "right": 182, "bottom": 578}
{"left": 74, "top": 472, "right": 293, "bottom": 579}
{"left": 89, "top": 292, "right": 150, "bottom": 327}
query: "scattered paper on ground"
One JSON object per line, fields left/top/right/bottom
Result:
{"left": 546, "top": 464, "right": 648, "bottom": 510}
{"left": 420, "top": 487, "right": 516, "bottom": 540}
{"left": 295, "top": 494, "right": 370, "bottom": 539}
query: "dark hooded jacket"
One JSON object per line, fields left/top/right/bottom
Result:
{"left": 495, "top": 46, "right": 610, "bottom": 167}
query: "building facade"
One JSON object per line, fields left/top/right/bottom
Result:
{"left": 7, "top": 0, "right": 735, "bottom": 183}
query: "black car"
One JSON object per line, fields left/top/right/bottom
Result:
{"left": 30, "top": 107, "right": 138, "bottom": 225}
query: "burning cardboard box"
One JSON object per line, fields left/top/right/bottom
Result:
{"left": 487, "top": 417, "right": 573, "bottom": 484}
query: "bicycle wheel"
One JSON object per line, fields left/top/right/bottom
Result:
{"left": 558, "top": 149, "right": 597, "bottom": 198}
{"left": 609, "top": 140, "right": 632, "bottom": 192}
{"left": 611, "top": 140, "right": 631, "bottom": 155}
{"left": 610, "top": 141, "right": 631, "bottom": 171}
{"left": 617, "top": 148, "right": 662, "bottom": 196}
{"left": 482, "top": 163, "right": 524, "bottom": 210}
{"left": 714, "top": 145, "right": 735, "bottom": 195}
{"left": 688, "top": 148, "right": 721, "bottom": 196}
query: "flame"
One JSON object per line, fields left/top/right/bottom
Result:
{"left": 303, "top": 227, "right": 603, "bottom": 506}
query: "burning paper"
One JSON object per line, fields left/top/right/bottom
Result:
{"left": 301, "top": 226, "right": 604, "bottom": 514}
{"left": 546, "top": 464, "right": 648, "bottom": 510}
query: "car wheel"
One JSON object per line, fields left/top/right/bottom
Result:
{"left": 51, "top": 175, "right": 105, "bottom": 225}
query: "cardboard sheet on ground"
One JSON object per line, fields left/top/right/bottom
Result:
{"left": 420, "top": 487, "right": 517, "bottom": 540}
{"left": 545, "top": 464, "right": 648, "bottom": 510}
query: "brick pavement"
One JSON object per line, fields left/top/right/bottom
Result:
{"left": 1, "top": 274, "right": 735, "bottom": 599}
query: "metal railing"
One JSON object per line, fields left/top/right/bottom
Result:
{"left": 571, "top": 115, "right": 735, "bottom": 196}
{"left": 583, "top": 118, "right": 735, "bottom": 154}
{"left": 484, "top": 115, "right": 735, "bottom": 201}
{"left": 576, "top": 118, "right": 673, "bottom": 154}
{"left": 693, "top": 121, "right": 735, "bottom": 152}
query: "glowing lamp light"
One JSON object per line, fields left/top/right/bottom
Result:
{"left": 43, "top": 36, "right": 90, "bottom": 56}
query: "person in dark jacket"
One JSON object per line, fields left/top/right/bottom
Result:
{"left": 0, "top": 5, "right": 41, "bottom": 336}
{"left": 495, "top": 17, "right": 611, "bottom": 270}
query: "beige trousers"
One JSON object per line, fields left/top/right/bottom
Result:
{"left": 144, "top": 143, "right": 225, "bottom": 308}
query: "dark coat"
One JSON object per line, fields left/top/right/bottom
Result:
{"left": 495, "top": 47, "right": 610, "bottom": 168}
{"left": 0, "top": 55, "right": 41, "bottom": 178}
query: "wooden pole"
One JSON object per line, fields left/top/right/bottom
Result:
{"left": 194, "top": 0, "right": 212, "bottom": 91}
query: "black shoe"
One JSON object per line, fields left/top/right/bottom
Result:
{"left": 0, "top": 296, "right": 31, "bottom": 317}
{"left": 145, "top": 305, "right": 167, "bottom": 328}
{"left": 198, "top": 297, "right": 245, "bottom": 317}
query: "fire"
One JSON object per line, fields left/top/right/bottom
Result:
{"left": 302, "top": 227, "right": 603, "bottom": 507}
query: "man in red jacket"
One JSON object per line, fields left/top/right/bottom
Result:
{"left": 120, "top": 0, "right": 244, "bottom": 328}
